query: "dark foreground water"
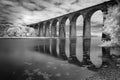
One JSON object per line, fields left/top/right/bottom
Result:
{"left": 0, "top": 37, "right": 120, "bottom": 80}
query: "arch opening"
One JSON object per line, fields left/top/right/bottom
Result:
{"left": 56, "top": 20, "right": 59, "bottom": 37}
{"left": 51, "top": 19, "right": 58, "bottom": 37}
{"left": 90, "top": 10, "right": 104, "bottom": 68}
{"left": 76, "top": 15, "right": 84, "bottom": 37}
{"left": 59, "top": 16, "right": 68, "bottom": 37}
{"left": 91, "top": 10, "right": 103, "bottom": 37}
{"left": 76, "top": 15, "right": 84, "bottom": 62}
{"left": 65, "top": 19, "right": 70, "bottom": 38}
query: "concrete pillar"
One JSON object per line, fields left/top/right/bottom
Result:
{"left": 69, "top": 19, "right": 76, "bottom": 37}
{"left": 45, "top": 22, "right": 50, "bottom": 37}
{"left": 39, "top": 23, "right": 44, "bottom": 37}
{"left": 44, "top": 22, "right": 51, "bottom": 54}
{"left": 37, "top": 23, "right": 45, "bottom": 53}
{"left": 42, "top": 23, "right": 46, "bottom": 37}
{"left": 50, "top": 21, "right": 58, "bottom": 57}
{"left": 51, "top": 38, "right": 57, "bottom": 57}
{"left": 51, "top": 21, "right": 57, "bottom": 37}
{"left": 68, "top": 18, "right": 80, "bottom": 64}
{"left": 38, "top": 25, "right": 40, "bottom": 37}
{"left": 59, "top": 21, "right": 66, "bottom": 38}
{"left": 59, "top": 19, "right": 67, "bottom": 60}
{"left": 39, "top": 26, "right": 43, "bottom": 37}
{"left": 82, "top": 39, "right": 92, "bottom": 65}
{"left": 82, "top": 14, "right": 92, "bottom": 65}
{"left": 83, "top": 15, "right": 91, "bottom": 39}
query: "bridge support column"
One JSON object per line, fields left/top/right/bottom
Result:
{"left": 68, "top": 19, "right": 80, "bottom": 64}
{"left": 39, "top": 27, "right": 43, "bottom": 37}
{"left": 82, "top": 15, "right": 92, "bottom": 65}
{"left": 83, "top": 16, "right": 91, "bottom": 39}
{"left": 38, "top": 26, "right": 40, "bottom": 37}
{"left": 51, "top": 22, "right": 57, "bottom": 37}
{"left": 38, "top": 23, "right": 43, "bottom": 37}
{"left": 45, "top": 23, "right": 50, "bottom": 37}
{"left": 59, "top": 20, "right": 67, "bottom": 60}
{"left": 42, "top": 24, "right": 46, "bottom": 37}
{"left": 44, "top": 22, "right": 51, "bottom": 54}
{"left": 37, "top": 24, "right": 45, "bottom": 52}
{"left": 82, "top": 39, "right": 92, "bottom": 65}
{"left": 50, "top": 21, "right": 57, "bottom": 57}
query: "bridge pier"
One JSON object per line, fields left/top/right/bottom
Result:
{"left": 59, "top": 19, "right": 67, "bottom": 60}
{"left": 51, "top": 21, "right": 57, "bottom": 37}
{"left": 39, "top": 23, "right": 43, "bottom": 37}
{"left": 50, "top": 21, "right": 58, "bottom": 57}
{"left": 82, "top": 39, "right": 92, "bottom": 65}
{"left": 83, "top": 15, "right": 91, "bottom": 39}
{"left": 68, "top": 19, "right": 80, "bottom": 63}
{"left": 82, "top": 15, "right": 92, "bottom": 65}
{"left": 44, "top": 22, "right": 51, "bottom": 54}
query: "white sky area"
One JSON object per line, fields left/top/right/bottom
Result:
{"left": 0, "top": 0, "right": 109, "bottom": 25}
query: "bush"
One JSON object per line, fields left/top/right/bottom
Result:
{"left": 103, "top": 5, "right": 120, "bottom": 46}
{"left": 0, "top": 24, "right": 37, "bottom": 37}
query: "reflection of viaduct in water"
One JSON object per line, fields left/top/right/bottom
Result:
{"left": 28, "top": 1, "right": 117, "bottom": 67}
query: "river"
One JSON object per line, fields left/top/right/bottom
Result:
{"left": 0, "top": 37, "right": 120, "bottom": 80}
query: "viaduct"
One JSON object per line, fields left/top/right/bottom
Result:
{"left": 28, "top": 0, "right": 117, "bottom": 67}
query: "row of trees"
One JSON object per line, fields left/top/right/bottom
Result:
{"left": 0, "top": 24, "right": 38, "bottom": 37}
{"left": 102, "top": 4, "right": 120, "bottom": 46}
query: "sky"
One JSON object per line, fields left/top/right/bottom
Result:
{"left": 0, "top": 0, "right": 109, "bottom": 25}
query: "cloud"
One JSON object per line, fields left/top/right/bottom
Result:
{"left": 0, "top": 0, "right": 109, "bottom": 25}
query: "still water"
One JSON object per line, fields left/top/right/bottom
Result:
{"left": 0, "top": 37, "right": 119, "bottom": 80}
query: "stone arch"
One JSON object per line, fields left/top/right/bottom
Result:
{"left": 90, "top": 10, "right": 103, "bottom": 37}
{"left": 85, "top": 7, "right": 107, "bottom": 20}
{"left": 45, "top": 21, "right": 51, "bottom": 37}
{"left": 60, "top": 16, "right": 69, "bottom": 24}
{"left": 59, "top": 16, "right": 69, "bottom": 37}
{"left": 68, "top": 13, "right": 84, "bottom": 63}
{"left": 69, "top": 13, "right": 83, "bottom": 37}
{"left": 38, "top": 22, "right": 44, "bottom": 36}
{"left": 52, "top": 19, "right": 58, "bottom": 26}
{"left": 71, "top": 13, "right": 81, "bottom": 22}
{"left": 85, "top": 8, "right": 108, "bottom": 38}
{"left": 90, "top": 10, "right": 104, "bottom": 67}
{"left": 51, "top": 19, "right": 58, "bottom": 37}
{"left": 58, "top": 16, "right": 69, "bottom": 60}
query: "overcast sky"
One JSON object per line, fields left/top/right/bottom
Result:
{"left": 0, "top": 0, "right": 109, "bottom": 25}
